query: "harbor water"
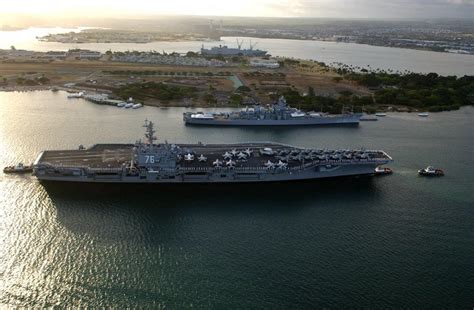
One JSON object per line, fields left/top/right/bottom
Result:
{"left": 0, "top": 91, "right": 473, "bottom": 307}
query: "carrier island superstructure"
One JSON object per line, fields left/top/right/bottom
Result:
{"left": 184, "top": 96, "right": 362, "bottom": 126}
{"left": 33, "top": 120, "right": 392, "bottom": 184}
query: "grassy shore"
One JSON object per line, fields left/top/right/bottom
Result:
{"left": 1, "top": 59, "right": 470, "bottom": 113}
{"left": 0, "top": 59, "right": 363, "bottom": 108}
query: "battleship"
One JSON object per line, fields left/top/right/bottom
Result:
{"left": 184, "top": 96, "right": 362, "bottom": 126}
{"left": 200, "top": 40, "right": 268, "bottom": 57}
{"left": 32, "top": 120, "right": 392, "bottom": 184}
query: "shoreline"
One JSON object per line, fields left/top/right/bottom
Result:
{"left": 0, "top": 86, "right": 468, "bottom": 114}
{"left": 36, "top": 38, "right": 468, "bottom": 55}
{"left": 0, "top": 85, "right": 54, "bottom": 92}
{"left": 0, "top": 85, "right": 239, "bottom": 109}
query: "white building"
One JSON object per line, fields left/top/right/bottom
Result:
{"left": 43, "top": 51, "right": 67, "bottom": 60}
{"left": 250, "top": 58, "right": 280, "bottom": 69}
{"left": 68, "top": 49, "right": 102, "bottom": 60}
{"left": 1, "top": 49, "right": 37, "bottom": 59}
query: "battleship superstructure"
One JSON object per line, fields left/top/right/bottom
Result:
{"left": 32, "top": 120, "right": 392, "bottom": 184}
{"left": 184, "top": 96, "right": 362, "bottom": 126}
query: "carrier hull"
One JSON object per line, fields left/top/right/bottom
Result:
{"left": 33, "top": 142, "right": 391, "bottom": 184}
{"left": 35, "top": 163, "right": 378, "bottom": 183}
{"left": 33, "top": 121, "right": 392, "bottom": 185}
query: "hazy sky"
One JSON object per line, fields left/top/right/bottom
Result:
{"left": 2, "top": 0, "right": 473, "bottom": 18}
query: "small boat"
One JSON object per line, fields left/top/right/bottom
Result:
{"left": 124, "top": 103, "right": 134, "bottom": 108}
{"left": 375, "top": 113, "right": 387, "bottom": 117}
{"left": 360, "top": 115, "right": 378, "bottom": 121}
{"left": 67, "top": 92, "right": 84, "bottom": 99}
{"left": 51, "top": 87, "right": 59, "bottom": 92}
{"left": 117, "top": 102, "right": 126, "bottom": 108}
{"left": 132, "top": 103, "right": 143, "bottom": 109}
{"left": 3, "top": 163, "right": 33, "bottom": 174}
{"left": 418, "top": 112, "right": 429, "bottom": 117}
{"left": 418, "top": 166, "right": 444, "bottom": 176}
{"left": 374, "top": 166, "right": 393, "bottom": 175}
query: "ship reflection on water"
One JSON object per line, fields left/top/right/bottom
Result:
{"left": 43, "top": 177, "right": 380, "bottom": 241}
{"left": 43, "top": 177, "right": 379, "bottom": 238}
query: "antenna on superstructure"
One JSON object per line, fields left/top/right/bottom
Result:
{"left": 143, "top": 119, "right": 157, "bottom": 145}
{"left": 236, "top": 39, "right": 243, "bottom": 50}
{"left": 249, "top": 40, "right": 257, "bottom": 50}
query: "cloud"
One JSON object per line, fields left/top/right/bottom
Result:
{"left": 1, "top": 0, "right": 472, "bottom": 18}
{"left": 266, "top": 0, "right": 474, "bottom": 18}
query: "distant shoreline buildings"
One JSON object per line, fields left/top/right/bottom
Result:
{"left": 0, "top": 48, "right": 103, "bottom": 61}
{"left": 0, "top": 47, "right": 281, "bottom": 69}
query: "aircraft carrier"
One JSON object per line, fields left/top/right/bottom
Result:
{"left": 32, "top": 120, "right": 392, "bottom": 184}
{"left": 184, "top": 96, "right": 362, "bottom": 126}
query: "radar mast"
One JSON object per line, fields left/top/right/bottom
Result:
{"left": 143, "top": 119, "right": 157, "bottom": 145}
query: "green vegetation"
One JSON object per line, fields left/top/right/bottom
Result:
{"left": 203, "top": 93, "right": 216, "bottom": 104}
{"left": 230, "top": 56, "right": 248, "bottom": 64}
{"left": 186, "top": 51, "right": 199, "bottom": 57}
{"left": 280, "top": 87, "right": 370, "bottom": 114}
{"left": 15, "top": 76, "right": 50, "bottom": 86}
{"left": 236, "top": 85, "right": 251, "bottom": 93}
{"left": 37, "top": 76, "right": 50, "bottom": 84}
{"left": 114, "top": 82, "right": 197, "bottom": 101}
{"left": 278, "top": 59, "right": 300, "bottom": 67}
{"left": 343, "top": 71, "right": 473, "bottom": 112}
{"left": 230, "top": 93, "right": 242, "bottom": 105}
{"left": 243, "top": 72, "right": 286, "bottom": 78}
{"left": 280, "top": 70, "right": 473, "bottom": 113}
{"left": 16, "top": 78, "right": 37, "bottom": 86}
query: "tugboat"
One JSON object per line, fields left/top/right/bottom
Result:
{"left": 3, "top": 163, "right": 33, "bottom": 174}
{"left": 418, "top": 166, "right": 444, "bottom": 176}
{"left": 374, "top": 166, "right": 393, "bottom": 175}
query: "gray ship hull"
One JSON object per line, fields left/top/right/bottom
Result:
{"left": 201, "top": 48, "right": 267, "bottom": 57}
{"left": 184, "top": 115, "right": 361, "bottom": 126}
{"left": 35, "top": 163, "right": 378, "bottom": 184}
{"left": 33, "top": 142, "right": 391, "bottom": 184}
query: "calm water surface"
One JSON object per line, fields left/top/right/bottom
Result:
{"left": 0, "top": 28, "right": 473, "bottom": 76}
{"left": 0, "top": 91, "right": 473, "bottom": 307}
